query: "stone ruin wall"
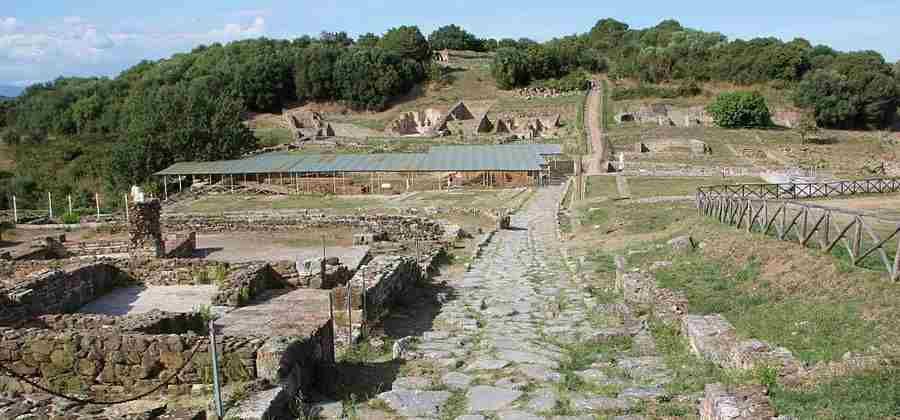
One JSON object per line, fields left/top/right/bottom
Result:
{"left": 212, "top": 263, "right": 285, "bottom": 307}
{"left": 160, "top": 212, "right": 445, "bottom": 242}
{"left": 334, "top": 255, "right": 423, "bottom": 325}
{"left": 0, "top": 327, "right": 261, "bottom": 397}
{"left": 129, "top": 200, "right": 163, "bottom": 258}
{"left": 0, "top": 263, "right": 129, "bottom": 324}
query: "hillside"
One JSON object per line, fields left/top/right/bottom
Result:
{"left": 0, "top": 18, "right": 897, "bottom": 212}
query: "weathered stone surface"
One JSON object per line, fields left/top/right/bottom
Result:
{"left": 466, "top": 385, "right": 522, "bottom": 412}
{"left": 442, "top": 372, "right": 473, "bottom": 390}
{"left": 699, "top": 383, "right": 776, "bottom": 420}
{"left": 667, "top": 236, "right": 695, "bottom": 253}
{"left": 377, "top": 389, "right": 452, "bottom": 417}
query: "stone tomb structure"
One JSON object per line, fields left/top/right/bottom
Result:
{"left": 386, "top": 101, "right": 475, "bottom": 137}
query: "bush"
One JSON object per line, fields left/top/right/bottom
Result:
{"left": 61, "top": 212, "right": 81, "bottom": 224}
{"left": 707, "top": 91, "right": 772, "bottom": 128}
{"left": 533, "top": 70, "right": 590, "bottom": 92}
{"left": 611, "top": 82, "right": 702, "bottom": 100}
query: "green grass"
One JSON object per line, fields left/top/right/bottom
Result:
{"left": 649, "top": 248, "right": 880, "bottom": 363}
{"left": 585, "top": 176, "right": 764, "bottom": 199}
{"left": 253, "top": 127, "right": 295, "bottom": 147}
{"left": 580, "top": 201, "right": 695, "bottom": 235}
{"left": 770, "top": 368, "right": 900, "bottom": 420}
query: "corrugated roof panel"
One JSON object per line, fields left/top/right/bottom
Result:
{"left": 155, "top": 143, "right": 562, "bottom": 175}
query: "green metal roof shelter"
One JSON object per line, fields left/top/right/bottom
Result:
{"left": 155, "top": 144, "right": 564, "bottom": 176}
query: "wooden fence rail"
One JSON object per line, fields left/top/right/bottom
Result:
{"left": 697, "top": 178, "right": 900, "bottom": 201}
{"left": 697, "top": 195, "right": 900, "bottom": 281}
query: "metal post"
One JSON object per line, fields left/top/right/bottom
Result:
{"left": 95, "top": 193, "right": 100, "bottom": 221}
{"left": 329, "top": 291, "right": 336, "bottom": 355}
{"left": 48, "top": 192, "right": 53, "bottom": 220}
{"left": 179, "top": 176, "right": 182, "bottom": 193}
{"left": 347, "top": 279, "right": 352, "bottom": 347}
{"left": 319, "top": 235, "right": 326, "bottom": 288}
{"left": 124, "top": 194, "right": 129, "bottom": 224}
{"left": 67, "top": 195, "right": 72, "bottom": 215}
{"left": 361, "top": 266, "right": 367, "bottom": 338}
{"left": 12, "top": 196, "right": 17, "bottom": 224}
{"left": 208, "top": 320, "right": 225, "bottom": 418}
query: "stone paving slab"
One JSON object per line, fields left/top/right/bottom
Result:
{"left": 348, "top": 185, "right": 683, "bottom": 419}
{"left": 78, "top": 285, "right": 219, "bottom": 316}
{"left": 216, "top": 288, "right": 331, "bottom": 337}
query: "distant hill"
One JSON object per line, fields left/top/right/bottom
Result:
{"left": 0, "top": 85, "right": 24, "bottom": 98}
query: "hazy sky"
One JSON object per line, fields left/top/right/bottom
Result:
{"left": 2, "top": 0, "right": 899, "bottom": 86}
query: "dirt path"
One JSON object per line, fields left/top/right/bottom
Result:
{"left": 585, "top": 83, "right": 608, "bottom": 175}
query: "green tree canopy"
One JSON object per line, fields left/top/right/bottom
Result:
{"left": 491, "top": 48, "right": 531, "bottom": 89}
{"left": 707, "top": 91, "right": 772, "bottom": 128}
{"left": 428, "top": 24, "right": 484, "bottom": 51}
{"left": 379, "top": 26, "right": 431, "bottom": 62}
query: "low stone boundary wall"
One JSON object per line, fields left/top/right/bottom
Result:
{"left": 617, "top": 254, "right": 802, "bottom": 379}
{"left": 699, "top": 383, "right": 777, "bottom": 420}
{"left": 161, "top": 212, "right": 444, "bottom": 241}
{"left": 0, "top": 327, "right": 264, "bottom": 396}
{"left": 212, "top": 263, "right": 284, "bottom": 307}
{"left": 15, "top": 310, "right": 205, "bottom": 335}
{"left": 1, "top": 263, "right": 130, "bottom": 323}
{"left": 682, "top": 314, "right": 803, "bottom": 378}
{"left": 65, "top": 240, "right": 130, "bottom": 257}
{"left": 336, "top": 256, "right": 421, "bottom": 324}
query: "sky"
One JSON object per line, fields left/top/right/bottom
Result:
{"left": 2, "top": 0, "right": 899, "bottom": 87}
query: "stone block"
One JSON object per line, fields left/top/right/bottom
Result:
{"left": 700, "top": 383, "right": 776, "bottom": 420}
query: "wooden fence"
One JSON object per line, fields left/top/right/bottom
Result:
{"left": 697, "top": 196, "right": 900, "bottom": 281}
{"left": 697, "top": 178, "right": 900, "bottom": 201}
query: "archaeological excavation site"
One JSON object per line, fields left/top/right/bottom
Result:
{"left": 2, "top": 14, "right": 900, "bottom": 420}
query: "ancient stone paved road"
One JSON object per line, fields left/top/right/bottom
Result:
{"left": 356, "top": 185, "right": 673, "bottom": 419}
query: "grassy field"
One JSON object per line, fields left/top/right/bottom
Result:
{"left": 585, "top": 175, "right": 763, "bottom": 199}
{"left": 253, "top": 127, "right": 295, "bottom": 147}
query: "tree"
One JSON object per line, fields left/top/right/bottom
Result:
{"left": 380, "top": 26, "right": 431, "bottom": 62}
{"left": 491, "top": 48, "right": 530, "bottom": 89}
{"left": 357, "top": 33, "right": 380, "bottom": 48}
{"left": 589, "top": 18, "right": 629, "bottom": 52}
{"left": 320, "top": 31, "right": 354, "bottom": 46}
{"left": 428, "top": 25, "right": 483, "bottom": 51}
{"left": 797, "top": 110, "right": 819, "bottom": 143}
{"left": 706, "top": 91, "right": 772, "bottom": 128}
{"left": 294, "top": 45, "right": 343, "bottom": 102}
{"left": 333, "top": 48, "right": 423, "bottom": 110}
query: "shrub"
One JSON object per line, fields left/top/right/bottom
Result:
{"left": 707, "top": 91, "right": 772, "bottom": 128}
{"left": 61, "top": 212, "right": 81, "bottom": 225}
{"left": 611, "top": 82, "right": 702, "bottom": 100}
{"left": 533, "top": 70, "right": 590, "bottom": 92}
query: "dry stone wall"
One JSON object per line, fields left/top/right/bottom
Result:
{"left": 0, "top": 327, "right": 263, "bottom": 396}
{"left": 212, "top": 263, "right": 284, "bottom": 307}
{"left": 0, "top": 263, "right": 129, "bottom": 323}
{"left": 161, "top": 212, "right": 444, "bottom": 241}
